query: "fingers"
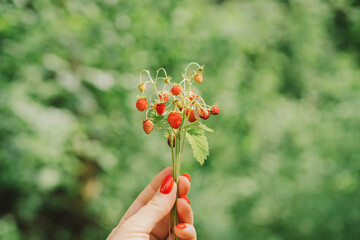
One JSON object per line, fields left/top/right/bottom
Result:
{"left": 177, "top": 196, "right": 193, "bottom": 224}
{"left": 122, "top": 175, "right": 177, "bottom": 233}
{"left": 176, "top": 173, "right": 195, "bottom": 239}
{"left": 173, "top": 223, "right": 197, "bottom": 240}
{"left": 111, "top": 170, "right": 194, "bottom": 240}
{"left": 178, "top": 174, "right": 191, "bottom": 197}
{"left": 177, "top": 173, "right": 193, "bottom": 224}
{"left": 119, "top": 167, "right": 172, "bottom": 225}
{"left": 150, "top": 173, "right": 192, "bottom": 240}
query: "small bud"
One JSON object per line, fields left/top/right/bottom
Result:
{"left": 167, "top": 134, "right": 176, "bottom": 147}
{"left": 164, "top": 77, "right": 172, "bottom": 84}
{"left": 174, "top": 100, "right": 183, "bottom": 111}
{"left": 138, "top": 83, "right": 146, "bottom": 92}
{"left": 198, "top": 66, "right": 204, "bottom": 72}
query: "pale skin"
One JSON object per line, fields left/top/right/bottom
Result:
{"left": 107, "top": 167, "right": 197, "bottom": 240}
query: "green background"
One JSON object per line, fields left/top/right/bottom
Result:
{"left": 1, "top": 0, "right": 360, "bottom": 239}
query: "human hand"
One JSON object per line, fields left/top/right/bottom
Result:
{"left": 107, "top": 167, "right": 196, "bottom": 240}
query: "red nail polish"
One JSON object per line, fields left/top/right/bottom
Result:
{"left": 181, "top": 173, "right": 191, "bottom": 182}
{"left": 176, "top": 223, "right": 186, "bottom": 229}
{"left": 180, "top": 196, "right": 190, "bottom": 205}
{"left": 160, "top": 175, "right": 174, "bottom": 194}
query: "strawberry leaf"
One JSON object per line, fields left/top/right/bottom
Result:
{"left": 187, "top": 125, "right": 204, "bottom": 136}
{"left": 150, "top": 111, "right": 169, "bottom": 130}
{"left": 198, "top": 122, "right": 214, "bottom": 132}
{"left": 186, "top": 131, "right": 209, "bottom": 165}
{"left": 187, "top": 122, "right": 214, "bottom": 135}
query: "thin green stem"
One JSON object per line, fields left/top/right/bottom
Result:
{"left": 184, "top": 62, "right": 201, "bottom": 76}
{"left": 151, "top": 81, "right": 159, "bottom": 95}
{"left": 176, "top": 133, "right": 182, "bottom": 182}
{"left": 168, "top": 129, "right": 175, "bottom": 238}
{"left": 179, "top": 105, "right": 191, "bottom": 164}
{"left": 140, "top": 70, "right": 154, "bottom": 84}
{"left": 168, "top": 130, "right": 175, "bottom": 168}
{"left": 170, "top": 130, "right": 181, "bottom": 240}
{"left": 156, "top": 68, "right": 168, "bottom": 79}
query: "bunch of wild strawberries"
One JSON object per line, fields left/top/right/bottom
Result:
{"left": 135, "top": 64, "right": 219, "bottom": 143}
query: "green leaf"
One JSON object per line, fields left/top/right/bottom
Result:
{"left": 150, "top": 111, "right": 169, "bottom": 130}
{"left": 186, "top": 131, "right": 209, "bottom": 165}
{"left": 187, "top": 122, "right": 214, "bottom": 135}
{"left": 187, "top": 125, "right": 204, "bottom": 136}
{"left": 199, "top": 122, "right": 214, "bottom": 132}
{"left": 185, "top": 122, "right": 213, "bottom": 164}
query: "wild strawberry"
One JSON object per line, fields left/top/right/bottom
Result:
{"left": 136, "top": 98, "right": 148, "bottom": 111}
{"left": 158, "top": 92, "right": 169, "bottom": 102}
{"left": 189, "top": 90, "right": 195, "bottom": 101}
{"left": 211, "top": 105, "right": 220, "bottom": 115}
{"left": 167, "top": 134, "right": 176, "bottom": 147}
{"left": 168, "top": 112, "right": 182, "bottom": 129}
{"left": 186, "top": 108, "right": 198, "bottom": 122}
{"left": 138, "top": 83, "right": 146, "bottom": 92}
{"left": 194, "top": 73, "right": 203, "bottom": 83}
{"left": 203, "top": 110, "right": 211, "bottom": 119}
{"left": 198, "top": 108, "right": 210, "bottom": 120}
{"left": 198, "top": 108, "right": 206, "bottom": 117}
{"left": 171, "top": 84, "right": 182, "bottom": 96}
{"left": 142, "top": 119, "right": 153, "bottom": 134}
{"left": 155, "top": 103, "right": 166, "bottom": 115}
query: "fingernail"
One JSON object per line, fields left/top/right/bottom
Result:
{"left": 176, "top": 223, "right": 186, "bottom": 229}
{"left": 180, "top": 196, "right": 190, "bottom": 205}
{"left": 181, "top": 173, "right": 191, "bottom": 182}
{"left": 160, "top": 175, "right": 174, "bottom": 194}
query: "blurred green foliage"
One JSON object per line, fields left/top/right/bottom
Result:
{"left": 1, "top": 0, "right": 360, "bottom": 239}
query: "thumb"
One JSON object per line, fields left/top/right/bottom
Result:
{"left": 123, "top": 175, "right": 177, "bottom": 233}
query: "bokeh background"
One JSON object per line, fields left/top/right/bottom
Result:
{"left": 1, "top": 0, "right": 360, "bottom": 239}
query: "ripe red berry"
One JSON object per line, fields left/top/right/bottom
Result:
{"left": 168, "top": 112, "right": 182, "bottom": 129}
{"left": 171, "top": 84, "right": 182, "bottom": 96}
{"left": 203, "top": 111, "right": 211, "bottom": 119}
{"left": 167, "top": 134, "right": 176, "bottom": 147}
{"left": 136, "top": 98, "right": 148, "bottom": 111}
{"left": 194, "top": 73, "right": 203, "bottom": 83}
{"left": 189, "top": 90, "right": 195, "bottom": 101}
{"left": 186, "top": 108, "right": 198, "bottom": 122}
{"left": 198, "top": 109, "right": 210, "bottom": 120}
{"left": 198, "top": 108, "right": 206, "bottom": 117}
{"left": 142, "top": 119, "right": 153, "bottom": 134}
{"left": 158, "top": 92, "right": 169, "bottom": 102}
{"left": 211, "top": 105, "right": 220, "bottom": 115}
{"left": 155, "top": 103, "right": 166, "bottom": 115}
